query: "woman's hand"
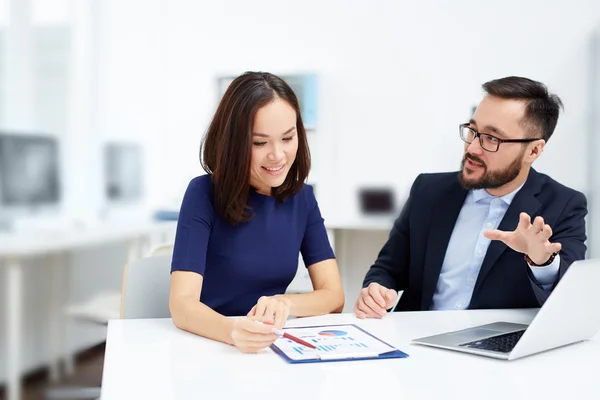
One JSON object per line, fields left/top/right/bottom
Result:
{"left": 230, "top": 316, "right": 278, "bottom": 353}
{"left": 247, "top": 295, "right": 292, "bottom": 329}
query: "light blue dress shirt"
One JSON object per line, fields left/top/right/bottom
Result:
{"left": 431, "top": 185, "right": 560, "bottom": 311}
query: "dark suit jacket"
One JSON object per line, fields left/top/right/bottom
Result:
{"left": 363, "top": 168, "right": 588, "bottom": 311}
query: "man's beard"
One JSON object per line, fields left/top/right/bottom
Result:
{"left": 458, "top": 150, "right": 524, "bottom": 190}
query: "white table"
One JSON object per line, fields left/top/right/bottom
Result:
{"left": 0, "top": 220, "right": 177, "bottom": 400}
{"left": 101, "top": 309, "right": 600, "bottom": 399}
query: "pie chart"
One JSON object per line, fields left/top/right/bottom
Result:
{"left": 318, "top": 330, "right": 348, "bottom": 337}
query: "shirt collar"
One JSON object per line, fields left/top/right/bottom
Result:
{"left": 471, "top": 182, "right": 525, "bottom": 205}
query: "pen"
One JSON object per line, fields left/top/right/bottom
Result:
{"left": 272, "top": 328, "right": 317, "bottom": 349}
{"left": 252, "top": 320, "right": 317, "bottom": 349}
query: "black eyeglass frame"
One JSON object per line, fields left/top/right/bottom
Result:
{"left": 459, "top": 123, "right": 543, "bottom": 152}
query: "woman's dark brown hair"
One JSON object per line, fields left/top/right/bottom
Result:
{"left": 200, "top": 71, "right": 311, "bottom": 225}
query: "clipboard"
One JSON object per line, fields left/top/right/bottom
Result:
{"left": 270, "top": 324, "right": 408, "bottom": 363}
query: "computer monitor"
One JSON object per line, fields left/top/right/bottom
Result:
{"left": 0, "top": 132, "right": 61, "bottom": 208}
{"left": 358, "top": 188, "right": 395, "bottom": 215}
{"left": 104, "top": 142, "right": 143, "bottom": 203}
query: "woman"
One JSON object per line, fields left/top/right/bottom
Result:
{"left": 169, "top": 71, "right": 344, "bottom": 353}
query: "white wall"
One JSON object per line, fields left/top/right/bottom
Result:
{"left": 99, "top": 0, "right": 600, "bottom": 310}
{"left": 3, "top": 1, "right": 599, "bottom": 246}
{"left": 99, "top": 0, "right": 600, "bottom": 226}
{"left": 102, "top": 0, "right": 168, "bottom": 217}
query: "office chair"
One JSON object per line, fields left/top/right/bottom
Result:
{"left": 119, "top": 253, "right": 172, "bottom": 319}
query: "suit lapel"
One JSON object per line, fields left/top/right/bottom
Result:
{"left": 420, "top": 177, "right": 468, "bottom": 310}
{"left": 470, "top": 169, "right": 543, "bottom": 301}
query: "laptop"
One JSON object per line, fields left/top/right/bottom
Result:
{"left": 411, "top": 258, "right": 600, "bottom": 360}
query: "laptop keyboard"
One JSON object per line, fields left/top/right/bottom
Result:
{"left": 458, "top": 330, "right": 526, "bottom": 353}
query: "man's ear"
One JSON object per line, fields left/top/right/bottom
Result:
{"left": 527, "top": 139, "right": 545, "bottom": 162}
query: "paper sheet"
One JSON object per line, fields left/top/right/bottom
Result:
{"left": 272, "top": 324, "right": 396, "bottom": 361}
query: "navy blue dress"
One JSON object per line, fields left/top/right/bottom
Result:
{"left": 171, "top": 174, "right": 335, "bottom": 316}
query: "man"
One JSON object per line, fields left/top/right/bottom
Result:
{"left": 354, "top": 76, "right": 588, "bottom": 318}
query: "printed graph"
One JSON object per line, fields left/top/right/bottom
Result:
{"left": 291, "top": 340, "right": 369, "bottom": 356}
{"left": 274, "top": 325, "right": 395, "bottom": 360}
{"left": 318, "top": 330, "right": 347, "bottom": 337}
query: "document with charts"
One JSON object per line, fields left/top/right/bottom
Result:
{"left": 270, "top": 324, "right": 408, "bottom": 363}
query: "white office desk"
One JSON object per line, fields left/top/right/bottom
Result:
{"left": 0, "top": 220, "right": 177, "bottom": 400}
{"left": 101, "top": 309, "right": 600, "bottom": 400}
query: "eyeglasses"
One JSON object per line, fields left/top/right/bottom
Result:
{"left": 459, "top": 123, "right": 543, "bottom": 152}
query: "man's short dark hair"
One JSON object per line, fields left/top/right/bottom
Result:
{"left": 482, "top": 76, "right": 563, "bottom": 142}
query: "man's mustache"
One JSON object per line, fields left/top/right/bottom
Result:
{"left": 465, "top": 153, "right": 486, "bottom": 168}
